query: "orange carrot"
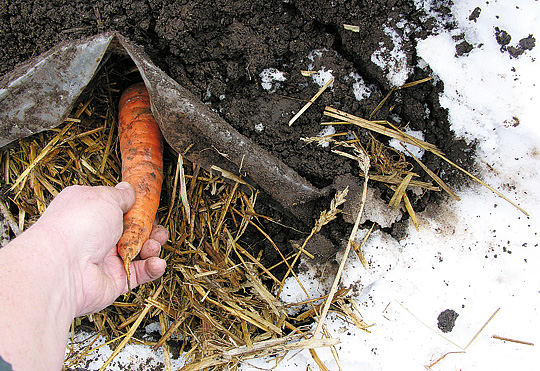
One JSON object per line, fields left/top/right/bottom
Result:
{"left": 117, "top": 82, "right": 164, "bottom": 289}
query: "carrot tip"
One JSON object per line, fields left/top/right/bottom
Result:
{"left": 124, "top": 259, "right": 132, "bottom": 292}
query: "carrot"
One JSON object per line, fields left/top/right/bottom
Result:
{"left": 117, "top": 82, "right": 164, "bottom": 290}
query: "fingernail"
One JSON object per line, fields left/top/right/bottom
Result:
{"left": 115, "top": 181, "right": 131, "bottom": 190}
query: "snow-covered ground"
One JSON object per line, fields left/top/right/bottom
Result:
{"left": 80, "top": 0, "right": 539, "bottom": 369}
{"left": 257, "top": 1, "right": 539, "bottom": 370}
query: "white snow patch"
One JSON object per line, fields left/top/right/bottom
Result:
{"left": 389, "top": 127, "right": 426, "bottom": 159}
{"left": 362, "top": 187, "right": 403, "bottom": 228}
{"left": 280, "top": 266, "right": 333, "bottom": 312}
{"left": 371, "top": 24, "right": 412, "bottom": 87}
{"left": 349, "top": 72, "right": 372, "bottom": 101}
{"left": 340, "top": 229, "right": 402, "bottom": 294}
{"left": 145, "top": 321, "right": 161, "bottom": 335}
{"left": 66, "top": 331, "right": 185, "bottom": 370}
{"left": 317, "top": 125, "right": 335, "bottom": 147}
{"left": 307, "top": 49, "right": 326, "bottom": 70}
{"left": 305, "top": 49, "right": 334, "bottom": 87}
{"left": 311, "top": 67, "right": 334, "bottom": 87}
{"left": 259, "top": 68, "right": 286, "bottom": 91}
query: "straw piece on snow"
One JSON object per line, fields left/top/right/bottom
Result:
{"left": 289, "top": 77, "right": 334, "bottom": 126}
{"left": 402, "top": 192, "right": 419, "bottom": 231}
{"left": 324, "top": 106, "right": 443, "bottom": 156}
{"left": 310, "top": 348, "right": 330, "bottom": 371}
{"left": 425, "top": 351, "right": 466, "bottom": 370}
{"left": 432, "top": 148, "right": 529, "bottom": 216}
{"left": 352, "top": 223, "right": 374, "bottom": 268}
{"left": 491, "top": 335, "right": 534, "bottom": 346}
{"left": 337, "top": 299, "right": 373, "bottom": 331}
{"left": 313, "top": 143, "right": 370, "bottom": 339}
{"left": 400, "top": 142, "right": 460, "bottom": 201}
{"left": 386, "top": 120, "right": 528, "bottom": 215}
{"left": 464, "top": 308, "right": 500, "bottom": 350}
{"left": 179, "top": 334, "right": 340, "bottom": 371}
{"left": 294, "top": 287, "right": 350, "bottom": 322}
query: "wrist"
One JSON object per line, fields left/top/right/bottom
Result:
{"left": 0, "top": 227, "right": 77, "bottom": 369}
{"left": 9, "top": 223, "right": 79, "bottom": 318}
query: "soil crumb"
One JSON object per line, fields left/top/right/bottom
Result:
{"left": 437, "top": 309, "right": 459, "bottom": 333}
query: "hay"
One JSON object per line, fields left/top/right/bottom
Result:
{"left": 343, "top": 24, "right": 360, "bottom": 32}
{"left": 491, "top": 335, "right": 534, "bottom": 346}
{"left": 322, "top": 102, "right": 529, "bottom": 218}
{"left": 313, "top": 140, "right": 370, "bottom": 340}
{"left": 0, "top": 58, "right": 365, "bottom": 371}
{"left": 311, "top": 99, "right": 528, "bottom": 222}
{"left": 276, "top": 188, "right": 349, "bottom": 297}
{"left": 289, "top": 77, "right": 334, "bottom": 126}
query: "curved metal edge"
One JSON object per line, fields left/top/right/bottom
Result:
{"left": 116, "top": 34, "right": 325, "bottom": 212}
{"left": 0, "top": 33, "right": 114, "bottom": 149}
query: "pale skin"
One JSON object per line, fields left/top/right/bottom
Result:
{"left": 0, "top": 182, "right": 168, "bottom": 370}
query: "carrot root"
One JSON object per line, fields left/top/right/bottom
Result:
{"left": 117, "top": 82, "right": 164, "bottom": 290}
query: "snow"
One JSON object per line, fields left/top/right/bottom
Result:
{"left": 307, "top": 49, "right": 335, "bottom": 87}
{"left": 67, "top": 331, "right": 185, "bottom": 370}
{"left": 349, "top": 72, "right": 372, "bottom": 101}
{"left": 316, "top": 125, "right": 336, "bottom": 148}
{"left": 260, "top": 68, "right": 287, "bottom": 91}
{"left": 311, "top": 67, "right": 334, "bottom": 88}
{"left": 389, "top": 127, "right": 426, "bottom": 159}
{"left": 371, "top": 23, "right": 412, "bottom": 87}
{"left": 81, "top": 1, "right": 539, "bottom": 369}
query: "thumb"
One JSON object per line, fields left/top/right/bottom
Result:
{"left": 114, "top": 182, "right": 136, "bottom": 213}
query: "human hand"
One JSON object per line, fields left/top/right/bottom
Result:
{"left": 31, "top": 182, "right": 167, "bottom": 317}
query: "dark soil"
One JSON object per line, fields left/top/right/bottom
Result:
{"left": 0, "top": 1, "right": 477, "bottom": 268}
